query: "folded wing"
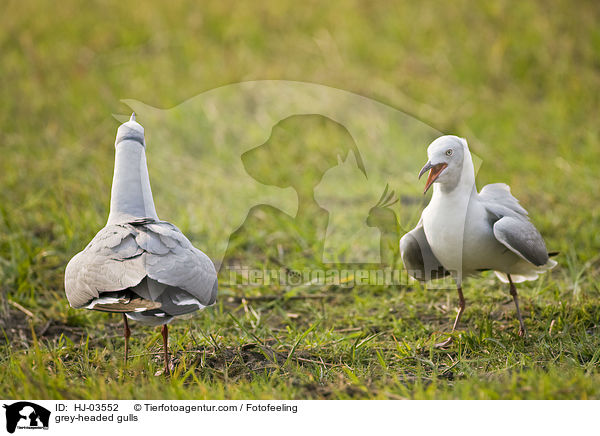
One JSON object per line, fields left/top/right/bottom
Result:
{"left": 65, "top": 221, "right": 218, "bottom": 311}
{"left": 479, "top": 183, "right": 549, "bottom": 267}
{"left": 400, "top": 222, "right": 449, "bottom": 282}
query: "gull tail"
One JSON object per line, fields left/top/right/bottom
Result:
{"left": 494, "top": 256, "right": 558, "bottom": 284}
{"left": 86, "top": 290, "right": 162, "bottom": 313}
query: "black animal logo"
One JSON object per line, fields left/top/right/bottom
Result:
{"left": 3, "top": 402, "right": 50, "bottom": 433}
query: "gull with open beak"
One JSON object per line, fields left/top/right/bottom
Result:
{"left": 400, "top": 135, "right": 556, "bottom": 347}
{"left": 65, "top": 114, "right": 218, "bottom": 373}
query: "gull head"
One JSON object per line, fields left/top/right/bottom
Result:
{"left": 418, "top": 135, "right": 468, "bottom": 194}
{"left": 115, "top": 112, "right": 146, "bottom": 148}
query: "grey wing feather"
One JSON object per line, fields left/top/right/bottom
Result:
{"left": 479, "top": 183, "right": 528, "bottom": 218}
{"left": 142, "top": 222, "right": 218, "bottom": 306}
{"left": 492, "top": 216, "right": 549, "bottom": 266}
{"left": 400, "top": 224, "right": 449, "bottom": 281}
{"left": 65, "top": 225, "right": 147, "bottom": 308}
{"left": 65, "top": 221, "right": 218, "bottom": 310}
{"left": 479, "top": 183, "right": 549, "bottom": 266}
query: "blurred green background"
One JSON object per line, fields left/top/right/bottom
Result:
{"left": 1, "top": 0, "right": 599, "bottom": 399}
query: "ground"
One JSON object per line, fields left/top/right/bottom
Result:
{"left": 1, "top": 0, "right": 599, "bottom": 399}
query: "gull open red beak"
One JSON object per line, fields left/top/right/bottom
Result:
{"left": 418, "top": 162, "right": 448, "bottom": 194}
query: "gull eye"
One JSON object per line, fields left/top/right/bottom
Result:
{"left": 445, "top": 149, "right": 453, "bottom": 156}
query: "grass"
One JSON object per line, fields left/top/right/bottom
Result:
{"left": 1, "top": 0, "right": 599, "bottom": 399}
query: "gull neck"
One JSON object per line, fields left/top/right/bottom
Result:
{"left": 107, "top": 139, "right": 159, "bottom": 225}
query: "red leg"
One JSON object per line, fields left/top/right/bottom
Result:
{"left": 161, "top": 324, "right": 170, "bottom": 375}
{"left": 508, "top": 275, "right": 527, "bottom": 337}
{"left": 123, "top": 314, "right": 131, "bottom": 365}
{"left": 435, "top": 286, "right": 465, "bottom": 348}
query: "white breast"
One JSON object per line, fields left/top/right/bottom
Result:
{"left": 422, "top": 190, "right": 469, "bottom": 274}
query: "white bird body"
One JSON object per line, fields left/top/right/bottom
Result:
{"left": 417, "top": 136, "right": 556, "bottom": 284}
{"left": 423, "top": 183, "right": 543, "bottom": 284}
{"left": 65, "top": 114, "right": 217, "bottom": 326}
{"left": 400, "top": 135, "right": 556, "bottom": 341}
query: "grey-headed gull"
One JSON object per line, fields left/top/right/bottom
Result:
{"left": 65, "top": 114, "right": 218, "bottom": 373}
{"left": 400, "top": 135, "right": 556, "bottom": 346}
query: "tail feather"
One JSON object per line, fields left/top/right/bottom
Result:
{"left": 86, "top": 291, "right": 162, "bottom": 312}
{"left": 495, "top": 258, "right": 557, "bottom": 284}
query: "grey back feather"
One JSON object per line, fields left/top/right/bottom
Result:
{"left": 65, "top": 220, "right": 217, "bottom": 309}
{"left": 479, "top": 183, "right": 528, "bottom": 218}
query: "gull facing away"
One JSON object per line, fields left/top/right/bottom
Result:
{"left": 400, "top": 135, "right": 556, "bottom": 346}
{"left": 65, "top": 114, "right": 218, "bottom": 373}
